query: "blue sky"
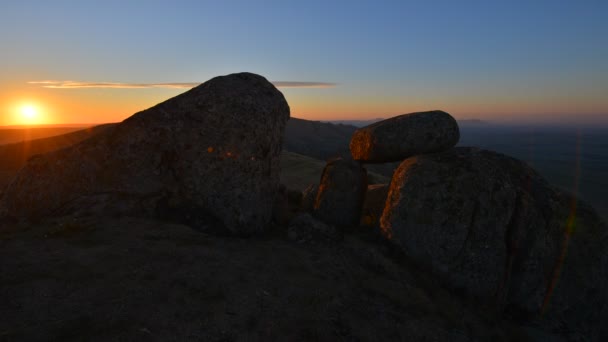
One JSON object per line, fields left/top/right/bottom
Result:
{"left": 1, "top": 0, "right": 607, "bottom": 125}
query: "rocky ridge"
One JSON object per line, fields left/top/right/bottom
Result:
{"left": 0, "top": 76, "right": 606, "bottom": 341}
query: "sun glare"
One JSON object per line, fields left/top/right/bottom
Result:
{"left": 14, "top": 103, "right": 48, "bottom": 125}
{"left": 21, "top": 105, "right": 38, "bottom": 119}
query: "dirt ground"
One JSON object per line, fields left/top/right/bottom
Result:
{"left": 0, "top": 216, "right": 534, "bottom": 341}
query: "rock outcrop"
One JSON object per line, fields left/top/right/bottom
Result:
{"left": 0, "top": 72, "right": 290, "bottom": 235}
{"left": 361, "top": 184, "right": 389, "bottom": 227}
{"left": 287, "top": 213, "right": 340, "bottom": 243}
{"left": 300, "top": 183, "right": 319, "bottom": 213}
{"left": 313, "top": 158, "right": 367, "bottom": 228}
{"left": 380, "top": 147, "right": 608, "bottom": 339}
{"left": 350, "top": 110, "right": 459, "bottom": 163}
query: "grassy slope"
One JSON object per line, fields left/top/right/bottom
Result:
{"left": 280, "top": 151, "right": 388, "bottom": 191}
{"left": 0, "top": 126, "right": 92, "bottom": 145}
{"left": 0, "top": 124, "right": 116, "bottom": 190}
{"left": 284, "top": 118, "right": 356, "bottom": 160}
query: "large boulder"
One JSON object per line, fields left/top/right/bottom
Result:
{"left": 350, "top": 110, "right": 459, "bottom": 163}
{"left": 380, "top": 147, "right": 608, "bottom": 339}
{"left": 0, "top": 72, "right": 290, "bottom": 235}
{"left": 313, "top": 158, "right": 367, "bottom": 228}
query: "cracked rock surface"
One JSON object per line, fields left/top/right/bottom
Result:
{"left": 380, "top": 147, "right": 608, "bottom": 340}
{"left": 0, "top": 72, "right": 290, "bottom": 235}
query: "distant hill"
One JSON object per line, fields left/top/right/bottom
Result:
{"left": 0, "top": 126, "right": 93, "bottom": 145}
{"left": 325, "top": 118, "right": 385, "bottom": 127}
{"left": 0, "top": 124, "right": 116, "bottom": 189}
{"left": 284, "top": 118, "right": 357, "bottom": 160}
{"left": 458, "top": 119, "right": 487, "bottom": 125}
{"left": 327, "top": 118, "right": 486, "bottom": 127}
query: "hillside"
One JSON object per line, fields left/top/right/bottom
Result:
{"left": 284, "top": 118, "right": 356, "bottom": 160}
{"left": 280, "top": 151, "right": 388, "bottom": 191}
{"left": 0, "top": 124, "right": 115, "bottom": 189}
{"left": 0, "top": 126, "right": 91, "bottom": 145}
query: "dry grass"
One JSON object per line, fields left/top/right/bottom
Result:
{"left": 280, "top": 151, "right": 389, "bottom": 191}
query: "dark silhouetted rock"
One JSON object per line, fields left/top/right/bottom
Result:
{"left": 300, "top": 183, "right": 318, "bottom": 212}
{"left": 361, "top": 184, "right": 389, "bottom": 227}
{"left": 272, "top": 184, "right": 291, "bottom": 226}
{"left": 0, "top": 72, "right": 290, "bottom": 235}
{"left": 313, "top": 158, "right": 367, "bottom": 228}
{"left": 380, "top": 147, "right": 608, "bottom": 340}
{"left": 350, "top": 110, "right": 459, "bottom": 163}
{"left": 287, "top": 213, "right": 340, "bottom": 243}
{"left": 287, "top": 188, "right": 303, "bottom": 204}
{"left": 272, "top": 184, "right": 302, "bottom": 226}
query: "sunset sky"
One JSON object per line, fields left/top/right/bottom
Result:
{"left": 1, "top": 0, "right": 607, "bottom": 126}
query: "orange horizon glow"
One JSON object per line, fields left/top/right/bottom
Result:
{"left": 1, "top": 87, "right": 607, "bottom": 127}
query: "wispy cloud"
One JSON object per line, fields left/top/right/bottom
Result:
{"left": 28, "top": 80, "right": 336, "bottom": 89}
{"left": 272, "top": 81, "right": 336, "bottom": 88}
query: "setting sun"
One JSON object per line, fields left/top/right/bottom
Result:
{"left": 20, "top": 105, "right": 38, "bottom": 119}
{"left": 11, "top": 103, "right": 49, "bottom": 125}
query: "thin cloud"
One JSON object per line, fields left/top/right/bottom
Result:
{"left": 28, "top": 80, "right": 336, "bottom": 89}
{"left": 272, "top": 81, "right": 336, "bottom": 88}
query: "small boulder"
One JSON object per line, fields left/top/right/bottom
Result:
{"left": 287, "top": 213, "right": 340, "bottom": 243}
{"left": 300, "top": 183, "right": 318, "bottom": 212}
{"left": 0, "top": 72, "right": 290, "bottom": 235}
{"left": 350, "top": 110, "right": 459, "bottom": 163}
{"left": 313, "top": 158, "right": 367, "bottom": 228}
{"left": 272, "top": 184, "right": 290, "bottom": 226}
{"left": 380, "top": 147, "right": 608, "bottom": 339}
{"left": 361, "top": 184, "right": 389, "bottom": 227}
{"left": 272, "top": 184, "right": 302, "bottom": 226}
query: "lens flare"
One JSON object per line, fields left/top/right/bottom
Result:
{"left": 541, "top": 128, "right": 582, "bottom": 315}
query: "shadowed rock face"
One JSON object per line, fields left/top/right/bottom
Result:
{"left": 350, "top": 110, "right": 459, "bottom": 163}
{"left": 361, "top": 183, "right": 389, "bottom": 227}
{"left": 300, "top": 183, "right": 319, "bottom": 213}
{"left": 288, "top": 213, "right": 341, "bottom": 243}
{"left": 313, "top": 158, "right": 367, "bottom": 228}
{"left": 0, "top": 72, "right": 290, "bottom": 235}
{"left": 380, "top": 147, "right": 608, "bottom": 340}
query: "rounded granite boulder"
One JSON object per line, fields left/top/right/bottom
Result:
{"left": 349, "top": 110, "right": 459, "bottom": 163}
{"left": 0, "top": 72, "right": 290, "bottom": 235}
{"left": 380, "top": 147, "right": 608, "bottom": 340}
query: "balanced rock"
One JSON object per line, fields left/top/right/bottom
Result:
{"left": 380, "top": 147, "right": 608, "bottom": 339}
{"left": 313, "top": 158, "right": 367, "bottom": 228}
{"left": 350, "top": 110, "right": 459, "bottom": 163}
{"left": 0, "top": 72, "right": 290, "bottom": 235}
